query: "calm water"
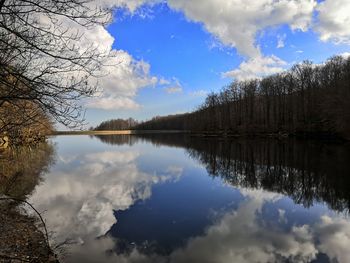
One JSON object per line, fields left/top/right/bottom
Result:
{"left": 3, "top": 134, "right": 350, "bottom": 262}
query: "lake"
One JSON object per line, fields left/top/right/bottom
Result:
{"left": 3, "top": 134, "right": 350, "bottom": 263}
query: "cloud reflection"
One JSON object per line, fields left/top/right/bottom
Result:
{"left": 69, "top": 189, "right": 350, "bottom": 263}
{"left": 29, "top": 148, "right": 183, "bottom": 243}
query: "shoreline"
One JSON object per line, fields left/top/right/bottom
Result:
{"left": 50, "top": 130, "right": 187, "bottom": 136}
{"left": 49, "top": 130, "right": 348, "bottom": 142}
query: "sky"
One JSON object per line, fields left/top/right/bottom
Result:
{"left": 64, "top": 0, "right": 350, "bottom": 129}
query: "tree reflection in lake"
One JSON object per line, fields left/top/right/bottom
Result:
{"left": 96, "top": 134, "right": 350, "bottom": 212}
{"left": 185, "top": 138, "right": 350, "bottom": 212}
{"left": 18, "top": 135, "right": 350, "bottom": 262}
{"left": 0, "top": 142, "right": 55, "bottom": 199}
{"left": 0, "top": 143, "right": 56, "bottom": 262}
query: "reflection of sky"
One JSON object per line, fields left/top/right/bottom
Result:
{"left": 29, "top": 136, "right": 350, "bottom": 263}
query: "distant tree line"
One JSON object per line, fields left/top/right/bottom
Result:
{"left": 135, "top": 56, "right": 350, "bottom": 139}
{"left": 94, "top": 118, "right": 138, "bottom": 131}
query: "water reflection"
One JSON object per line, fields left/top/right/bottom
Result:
{"left": 28, "top": 136, "right": 185, "bottom": 245}
{"left": 0, "top": 142, "right": 55, "bottom": 198}
{"left": 185, "top": 138, "right": 350, "bottom": 212}
{"left": 16, "top": 135, "right": 350, "bottom": 262}
{"left": 100, "top": 134, "right": 350, "bottom": 212}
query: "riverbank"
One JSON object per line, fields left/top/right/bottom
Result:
{"left": 0, "top": 199, "right": 58, "bottom": 262}
{"left": 51, "top": 130, "right": 187, "bottom": 136}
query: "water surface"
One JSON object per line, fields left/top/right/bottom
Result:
{"left": 5, "top": 135, "right": 350, "bottom": 263}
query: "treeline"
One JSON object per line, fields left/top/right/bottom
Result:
{"left": 94, "top": 118, "right": 138, "bottom": 131}
{"left": 135, "top": 56, "right": 350, "bottom": 139}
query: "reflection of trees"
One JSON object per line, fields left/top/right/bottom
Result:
{"left": 0, "top": 143, "right": 55, "bottom": 198}
{"left": 187, "top": 139, "right": 350, "bottom": 212}
{"left": 94, "top": 135, "right": 139, "bottom": 146}
{"left": 95, "top": 134, "right": 350, "bottom": 211}
{"left": 119, "top": 135, "right": 350, "bottom": 212}
{"left": 95, "top": 133, "right": 191, "bottom": 149}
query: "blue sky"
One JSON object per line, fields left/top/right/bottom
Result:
{"left": 76, "top": 0, "right": 350, "bottom": 129}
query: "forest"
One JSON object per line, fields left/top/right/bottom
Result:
{"left": 135, "top": 56, "right": 350, "bottom": 139}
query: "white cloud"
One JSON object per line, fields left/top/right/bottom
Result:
{"left": 87, "top": 97, "right": 141, "bottom": 110}
{"left": 99, "top": 0, "right": 158, "bottom": 13}
{"left": 316, "top": 0, "right": 350, "bottom": 44}
{"left": 86, "top": 50, "right": 157, "bottom": 110}
{"left": 167, "top": 0, "right": 315, "bottom": 80}
{"left": 340, "top": 52, "right": 350, "bottom": 58}
{"left": 223, "top": 55, "right": 287, "bottom": 81}
{"left": 168, "top": 0, "right": 316, "bottom": 58}
{"left": 34, "top": 1, "right": 159, "bottom": 111}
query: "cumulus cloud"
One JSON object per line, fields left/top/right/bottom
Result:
{"left": 223, "top": 55, "right": 287, "bottom": 81}
{"left": 168, "top": 0, "right": 316, "bottom": 58}
{"left": 85, "top": 50, "right": 158, "bottom": 110}
{"left": 166, "top": 0, "right": 315, "bottom": 80}
{"left": 81, "top": 29, "right": 157, "bottom": 110}
{"left": 316, "top": 0, "right": 350, "bottom": 44}
{"left": 36, "top": 0, "right": 160, "bottom": 111}
{"left": 165, "top": 0, "right": 350, "bottom": 81}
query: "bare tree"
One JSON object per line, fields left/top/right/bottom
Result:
{"left": 0, "top": 0, "right": 113, "bottom": 129}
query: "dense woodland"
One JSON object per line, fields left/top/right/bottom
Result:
{"left": 135, "top": 56, "right": 350, "bottom": 139}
